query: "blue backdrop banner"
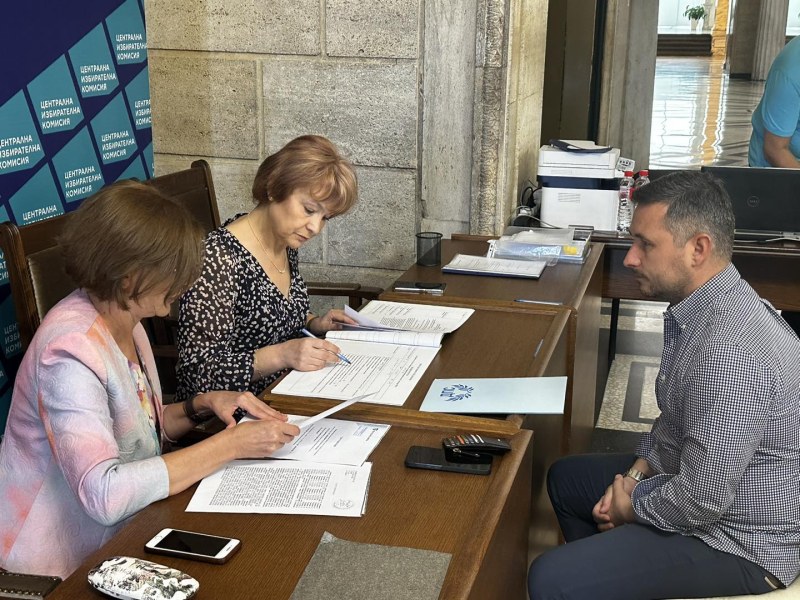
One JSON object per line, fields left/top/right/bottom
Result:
{"left": 0, "top": 0, "right": 153, "bottom": 431}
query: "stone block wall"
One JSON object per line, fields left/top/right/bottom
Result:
{"left": 144, "top": 0, "right": 547, "bottom": 289}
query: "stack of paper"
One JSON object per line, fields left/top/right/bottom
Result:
{"left": 187, "top": 459, "right": 372, "bottom": 517}
{"left": 272, "top": 301, "right": 475, "bottom": 406}
{"left": 492, "top": 226, "right": 592, "bottom": 264}
{"left": 442, "top": 254, "right": 547, "bottom": 279}
{"left": 187, "top": 401, "right": 389, "bottom": 517}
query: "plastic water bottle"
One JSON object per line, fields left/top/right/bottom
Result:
{"left": 617, "top": 170, "right": 634, "bottom": 234}
{"left": 633, "top": 170, "right": 650, "bottom": 197}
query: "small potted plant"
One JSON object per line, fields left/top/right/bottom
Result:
{"left": 684, "top": 4, "right": 706, "bottom": 31}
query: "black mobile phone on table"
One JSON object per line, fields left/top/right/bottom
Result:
{"left": 404, "top": 445, "right": 491, "bottom": 475}
{"left": 393, "top": 281, "right": 447, "bottom": 295}
{"left": 144, "top": 528, "right": 241, "bottom": 564}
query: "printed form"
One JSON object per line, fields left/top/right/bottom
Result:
{"left": 271, "top": 339, "right": 439, "bottom": 406}
{"left": 186, "top": 460, "right": 371, "bottom": 517}
{"left": 239, "top": 413, "right": 390, "bottom": 466}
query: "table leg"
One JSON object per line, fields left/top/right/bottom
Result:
{"left": 608, "top": 298, "right": 620, "bottom": 367}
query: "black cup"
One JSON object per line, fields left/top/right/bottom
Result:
{"left": 416, "top": 232, "right": 443, "bottom": 266}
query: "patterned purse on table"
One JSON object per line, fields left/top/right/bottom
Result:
{"left": 87, "top": 556, "right": 199, "bottom": 600}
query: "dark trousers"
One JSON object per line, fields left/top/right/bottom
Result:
{"left": 527, "top": 454, "right": 779, "bottom": 600}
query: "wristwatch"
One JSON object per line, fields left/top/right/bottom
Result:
{"left": 183, "top": 396, "right": 213, "bottom": 424}
{"left": 624, "top": 467, "right": 646, "bottom": 482}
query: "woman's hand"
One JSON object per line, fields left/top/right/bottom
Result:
{"left": 195, "top": 390, "right": 288, "bottom": 429}
{"left": 229, "top": 418, "right": 300, "bottom": 459}
{"left": 279, "top": 337, "right": 344, "bottom": 370}
{"left": 307, "top": 310, "right": 357, "bottom": 334}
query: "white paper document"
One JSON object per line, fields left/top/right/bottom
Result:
{"left": 272, "top": 339, "right": 439, "bottom": 406}
{"left": 186, "top": 460, "right": 372, "bottom": 517}
{"left": 419, "top": 377, "right": 567, "bottom": 414}
{"left": 272, "top": 416, "right": 390, "bottom": 466}
{"left": 442, "top": 254, "right": 547, "bottom": 279}
{"left": 327, "top": 327, "right": 443, "bottom": 348}
{"left": 343, "top": 300, "right": 473, "bottom": 334}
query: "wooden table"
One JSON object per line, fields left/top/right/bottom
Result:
{"left": 379, "top": 238, "right": 604, "bottom": 456}
{"left": 268, "top": 302, "right": 572, "bottom": 554}
{"left": 50, "top": 425, "right": 533, "bottom": 600}
{"left": 593, "top": 232, "right": 800, "bottom": 362}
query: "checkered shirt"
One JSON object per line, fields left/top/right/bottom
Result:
{"left": 631, "top": 264, "right": 800, "bottom": 586}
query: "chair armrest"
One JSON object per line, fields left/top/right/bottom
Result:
{"left": 306, "top": 282, "right": 383, "bottom": 309}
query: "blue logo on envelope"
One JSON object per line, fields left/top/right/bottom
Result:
{"left": 440, "top": 384, "right": 474, "bottom": 402}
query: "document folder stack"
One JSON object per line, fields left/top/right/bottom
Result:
{"left": 490, "top": 226, "right": 592, "bottom": 264}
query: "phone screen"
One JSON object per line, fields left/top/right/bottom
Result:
{"left": 153, "top": 530, "right": 231, "bottom": 557}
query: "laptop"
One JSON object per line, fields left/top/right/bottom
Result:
{"left": 701, "top": 166, "right": 800, "bottom": 241}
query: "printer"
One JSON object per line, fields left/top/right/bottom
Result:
{"left": 537, "top": 141, "right": 622, "bottom": 231}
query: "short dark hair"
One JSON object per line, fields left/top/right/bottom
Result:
{"left": 59, "top": 180, "right": 205, "bottom": 310}
{"left": 252, "top": 135, "right": 358, "bottom": 216}
{"left": 633, "top": 171, "right": 734, "bottom": 260}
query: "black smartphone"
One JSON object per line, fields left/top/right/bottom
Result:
{"left": 393, "top": 281, "right": 446, "bottom": 295}
{"left": 404, "top": 445, "right": 491, "bottom": 475}
{"left": 145, "top": 528, "right": 241, "bottom": 564}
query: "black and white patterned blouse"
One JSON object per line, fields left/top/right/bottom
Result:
{"left": 176, "top": 214, "right": 310, "bottom": 401}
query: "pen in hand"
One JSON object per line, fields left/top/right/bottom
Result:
{"left": 300, "top": 328, "right": 352, "bottom": 365}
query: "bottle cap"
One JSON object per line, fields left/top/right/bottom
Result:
{"left": 639, "top": 170, "right": 649, "bottom": 175}
{"left": 624, "top": 170, "right": 633, "bottom": 176}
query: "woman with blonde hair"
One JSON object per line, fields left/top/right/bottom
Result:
{"left": 0, "top": 180, "right": 299, "bottom": 578}
{"left": 177, "top": 135, "right": 359, "bottom": 401}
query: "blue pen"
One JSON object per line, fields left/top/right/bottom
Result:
{"left": 301, "top": 328, "right": 352, "bottom": 365}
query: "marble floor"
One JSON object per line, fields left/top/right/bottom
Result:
{"left": 649, "top": 56, "right": 765, "bottom": 169}
{"left": 593, "top": 56, "right": 765, "bottom": 453}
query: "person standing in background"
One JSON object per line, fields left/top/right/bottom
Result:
{"left": 748, "top": 35, "right": 800, "bottom": 334}
{"left": 748, "top": 36, "right": 800, "bottom": 168}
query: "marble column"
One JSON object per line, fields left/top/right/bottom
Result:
{"left": 597, "top": 0, "right": 658, "bottom": 169}
{"left": 702, "top": 0, "right": 715, "bottom": 32}
{"left": 752, "top": 0, "right": 789, "bottom": 81}
{"left": 728, "top": 0, "right": 762, "bottom": 77}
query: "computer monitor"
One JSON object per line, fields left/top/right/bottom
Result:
{"left": 701, "top": 166, "right": 800, "bottom": 240}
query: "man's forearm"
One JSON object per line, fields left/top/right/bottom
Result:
{"left": 765, "top": 146, "right": 800, "bottom": 168}
{"left": 763, "top": 131, "right": 800, "bottom": 168}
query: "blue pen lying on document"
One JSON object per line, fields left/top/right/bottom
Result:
{"left": 300, "top": 328, "right": 352, "bottom": 365}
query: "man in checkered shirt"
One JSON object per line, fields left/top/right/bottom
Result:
{"left": 529, "top": 171, "right": 800, "bottom": 599}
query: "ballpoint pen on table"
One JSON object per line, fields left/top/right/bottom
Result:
{"left": 514, "top": 298, "right": 563, "bottom": 306}
{"left": 300, "top": 328, "right": 352, "bottom": 365}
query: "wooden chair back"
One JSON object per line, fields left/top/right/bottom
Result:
{"left": 0, "top": 160, "right": 218, "bottom": 359}
{"left": 0, "top": 214, "right": 74, "bottom": 352}
{"left": 145, "top": 159, "right": 220, "bottom": 233}
{"left": 140, "top": 160, "right": 220, "bottom": 397}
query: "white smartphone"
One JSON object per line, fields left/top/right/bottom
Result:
{"left": 144, "top": 528, "right": 241, "bottom": 564}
